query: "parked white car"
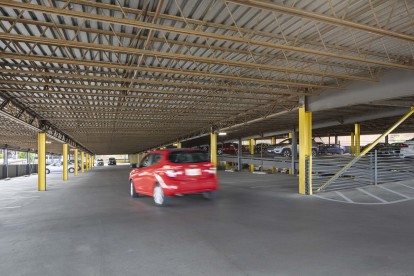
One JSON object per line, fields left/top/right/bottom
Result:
{"left": 266, "top": 138, "right": 318, "bottom": 157}
{"left": 399, "top": 138, "right": 414, "bottom": 158}
{"left": 46, "top": 162, "right": 77, "bottom": 174}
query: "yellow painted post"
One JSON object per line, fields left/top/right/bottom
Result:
{"left": 63, "top": 144, "right": 68, "bottom": 181}
{"left": 272, "top": 167, "right": 277, "bottom": 174}
{"left": 299, "top": 108, "right": 306, "bottom": 194}
{"left": 288, "top": 133, "right": 293, "bottom": 139}
{"left": 177, "top": 142, "right": 182, "bottom": 148}
{"left": 210, "top": 133, "right": 217, "bottom": 167}
{"left": 91, "top": 156, "right": 94, "bottom": 168}
{"left": 306, "top": 111, "right": 312, "bottom": 195}
{"left": 350, "top": 132, "right": 355, "bottom": 154}
{"left": 86, "top": 154, "right": 89, "bottom": 170}
{"left": 81, "top": 152, "right": 84, "bottom": 173}
{"left": 355, "top": 123, "right": 361, "bottom": 155}
{"left": 38, "top": 132, "right": 46, "bottom": 191}
{"left": 74, "top": 149, "right": 78, "bottom": 176}
{"left": 249, "top": 138, "right": 255, "bottom": 172}
{"left": 225, "top": 162, "right": 229, "bottom": 170}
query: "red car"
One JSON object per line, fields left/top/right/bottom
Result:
{"left": 129, "top": 149, "right": 218, "bottom": 206}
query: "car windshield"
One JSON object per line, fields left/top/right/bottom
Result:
{"left": 168, "top": 150, "right": 209, "bottom": 163}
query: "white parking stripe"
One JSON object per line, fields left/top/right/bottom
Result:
{"left": 395, "top": 183, "right": 414, "bottom": 190}
{"left": 357, "top": 188, "right": 388, "bottom": 203}
{"left": 0, "top": 206, "right": 21, "bottom": 209}
{"left": 335, "top": 191, "right": 354, "bottom": 203}
{"left": 378, "top": 186, "right": 412, "bottom": 199}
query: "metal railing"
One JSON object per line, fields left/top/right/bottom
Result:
{"left": 311, "top": 152, "right": 414, "bottom": 193}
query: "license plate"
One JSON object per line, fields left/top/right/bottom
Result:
{"left": 185, "top": 169, "right": 201, "bottom": 176}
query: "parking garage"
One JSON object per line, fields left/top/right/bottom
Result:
{"left": 1, "top": 0, "right": 414, "bottom": 275}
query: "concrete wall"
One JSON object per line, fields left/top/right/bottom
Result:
{"left": 0, "top": 164, "right": 38, "bottom": 179}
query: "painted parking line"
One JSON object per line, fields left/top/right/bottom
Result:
{"left": 335, "top": 191, "right": 354, "bottom": 203}
{"left": 356, "top": 188, "right": 388, "bottom": 203}
{"left": 395, "top": 183, "right": 414, "bottom": 190}
{"left": 0, "top": 206, "right": 21, "bottom": 209}
{"left": 378, "top": 186, "right": 412, "bottom": 199}
{"left": 0, "top": 196, "right": 40, "bottom": 201}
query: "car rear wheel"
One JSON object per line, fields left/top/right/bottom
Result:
{"left": 46, "top": 168, "right": 50, "bottom": 174}
{"left": 202, "top": 191, "right": 217, "bottom": 200}
{"left": 282, "top": 149, "right": 291, "bottom": 157}
{"left": 217, "top": 149, "right": 223, "bottom": 155}
{"left": 68, "top": 167, "right": 75, "bottom": 173}
{"left": 130, "top": 180, "right": 139, "bottom": 198}
{"left": 340, "top": 149, "right": 345, "bottom": 154}
{"left": 153, "top": 184, "right": 168, "bottom": 206}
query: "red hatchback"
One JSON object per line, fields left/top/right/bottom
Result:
{"left": 129, "top": 149, "right": 218, "bottom": 206}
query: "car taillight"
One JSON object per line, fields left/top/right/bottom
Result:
{"left": 400, "top": 144, "right": 408, "bottom": 148}
{"left": 207, "top": 167, "right": 216, "bottom": 174}
{"left": 163, "top": 166, "right": 183, "bottom": 178}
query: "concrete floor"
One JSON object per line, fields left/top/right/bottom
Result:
{"left": 1, "top": 166, "right": 414, "bottom": 276}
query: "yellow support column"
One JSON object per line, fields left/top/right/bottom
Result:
{"left": 210, "top": 133, "right": 217, "bottom": 167}
{"left": 299, "top": 108, "right": 309, "bottom": 194}
{"left": 306, "top": 111, "right": 312, "bottom": 195}
{"left": 355, "top": 123, "right": 361, "bottom": 155}
{"left": 350, "top": 132, "right": 355, "bottom": 154}
{"left": 177, "top": 142, "right": 182, "bottom": 148}
{"left": 249, "top": 138, "right": 255, "bottom": 172}
{"left": 74, "top": 149, "right": 78, "bottom": 176}
{"left": 225, "top": 162, "right": 229, "bottom": 170}
{"left": 86, "top": 154, "right": 89, "bottom": 170}
{"left": 91, "top": 156, "right": 94, "bottom": 169}
{"left": 38, "top": 132, "right": 46, "bottom": 191}
{"left": 63, "top": 144, "right": 68, "bottom": 181}
{"left": 81, "top": 152, "right": 84, "bottom": 173}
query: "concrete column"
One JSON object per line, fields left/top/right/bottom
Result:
{"left": 237, "top": 138, "right": 242, "bottom": 172}
{"left": 177, "top": 142, "right": 182, "bottom": 148}
{"left": 38, "top": 133, "right": 46, "bottom": 191}
{"left": 63, "top": 144, "right": 68, "bottom": 181}
{"left": 3, "top": 147, "right": 8, "bottom": 179}
{"left": 271, "top": 137, "right": 276, "bottom": 144}
{"left": 350, "top": 132, "right": 355, "bottom": 154}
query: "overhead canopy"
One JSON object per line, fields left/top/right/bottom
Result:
{"left": 0, "top": 0, "right": 413, "bottom": 154}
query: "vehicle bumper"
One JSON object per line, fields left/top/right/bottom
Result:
{"left": 162, "top": 178, "right": 218, "bottom": 197}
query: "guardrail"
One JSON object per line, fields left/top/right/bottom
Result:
{"left": 218, "top": 154, "right": 296, "bottom": 171}
{"left": 311, "top": 152, "right": 414, "bottom": 193}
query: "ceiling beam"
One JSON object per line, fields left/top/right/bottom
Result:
{"left": 0, "top": 52, "right": 330, "bottom": 91}
{"left": 0, "top": 32, "right": 376, "bottom": 83}
{"left": 1, "top": 1, "right": 413, "bottom": 72}
{"left": 228, "top": 0, "right": 414, "bottom": 43}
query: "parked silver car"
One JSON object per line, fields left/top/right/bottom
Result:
{"left": 267, "top": 138, "right": 318, "bottom": 157}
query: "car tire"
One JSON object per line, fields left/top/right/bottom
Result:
{"left": 202, "top": 191, "right": 217, "bottom": 200}
{"left": 282, "top": 149, "right": 291, "bottom": 157}
{"left": 68, "top": 167, "right": 75, "bottom": 173}
{"left": 312, "top": 149, "right": 317, "bottom": 156}
{"left": 217, "top": 149, "right": 223, "bottom": 155}
{"left": 340, "top": 149, "right": 345, "bottom": 155}
{"left": 130, "top": 180, "right": 139, "bottom": 198}
{"left": 153, "top": 184, "right": 169, "bottom": 206}
{"left": 46, "top": 168, "right": 50, "bottom": 174}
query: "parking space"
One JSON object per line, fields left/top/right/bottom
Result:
{"left": 1, "top": 166, "right": 414, "bottom": 275}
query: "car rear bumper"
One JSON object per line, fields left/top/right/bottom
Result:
{"left": 162, "top": 178, "right": 218, "bottom": 196}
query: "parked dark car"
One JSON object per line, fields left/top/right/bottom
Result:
{"left": 108, "top": 157, "right": 117, "bottom": 165}
{"left": 319, "top": 144, "right": 346, "bottom": 154}
{"left": 97, "top": 159, "right": 104, "bottom": 166}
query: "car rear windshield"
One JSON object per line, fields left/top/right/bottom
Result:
{"left": 168, "top": 150, "right": 209, "bottom": 163}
